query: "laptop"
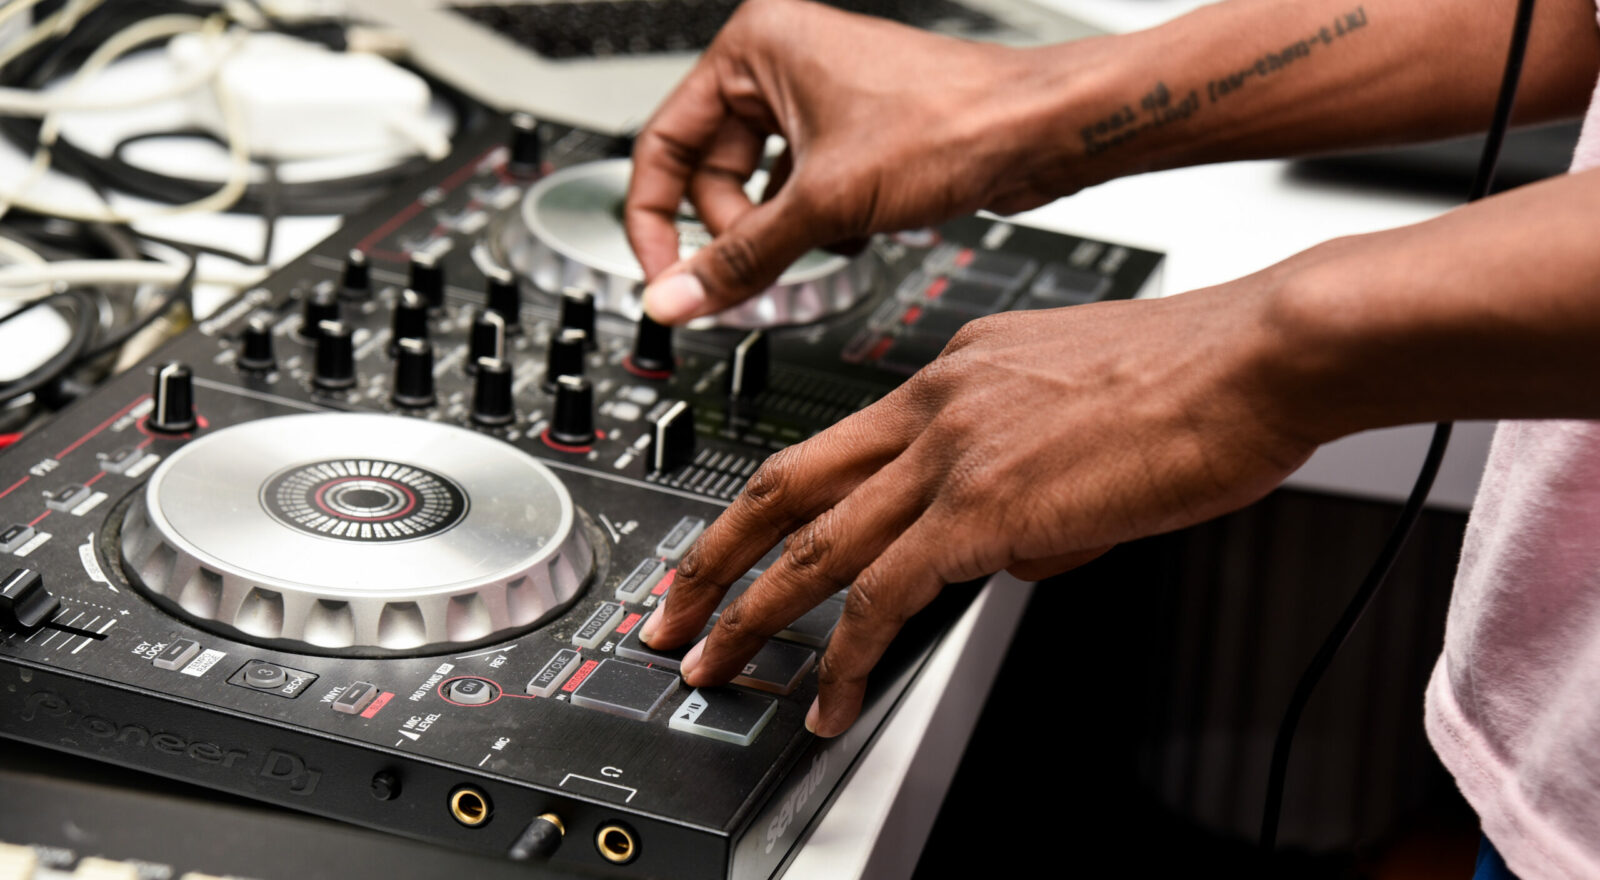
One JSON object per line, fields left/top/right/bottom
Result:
{"left": 346, "top": 0, "right": 1104, "bottom": 135}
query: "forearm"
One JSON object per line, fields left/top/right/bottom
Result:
{"left": 1249, "top": 165, "right": 1600, "bottom": 442}
{"left": 1008, "top": 0, "right": 1600, "bottom": 193}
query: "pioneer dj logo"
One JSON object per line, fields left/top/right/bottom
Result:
{"left": 764, "top": 753, "right": 827, "bottom": 854}
{"left": 17, "top": 690, "right": 322, "bottom": 795}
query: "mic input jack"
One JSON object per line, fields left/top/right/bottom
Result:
{"left": 449, "top": 786, "right": 493, "bottom": 827}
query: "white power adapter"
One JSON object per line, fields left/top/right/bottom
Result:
{"left": 168, "top": 30, "right": 448, "bottom": 161}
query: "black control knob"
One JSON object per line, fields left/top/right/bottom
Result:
{"left": 543, "top": 327, "right": 588, "bottom": 391}
{"left": 650, "top": 400, "right": 696, "bottom": 474}
{"left": 485, "top": 268, "right": 523, "bottom": 334}
{"left": 391, "top": 338, "right": 436, "bottom": 408}
{"left": 507, "top": 112, "right": 543, "bottom": 178}
{"left": 409, "top": 251, "right": 444, "bottom": 309}
{"left": 390, "top": 289, "right": 430, "bottom": 352}
{"left": 0, "top": 569, "right": 57, "bottom": 634}
{"left": 340, "top": 248, "right": 371, "bottom": 300}
{"left": 725, "top": 330, "right": 770, "bottom": 401}
{"left": 237, "top": 312, "right": 276, "bottom": 371}
{"left": 468, "top": 310, "right": 507, "bottom": 371}
{"left": 313, "top": 320, "right": 357, "bottom": 391}
{"left": 149, "top": 361, "right": 197, "bottom": 433}
{"left": 559, "top": 287, "right": 597, "bottom": 349}
{"left": 628, "top": 314, "right": 674, "bottom": 377}
{"left": 300, "top": 283, "right": 340, "bottom": 340}
{"left": 471, "top": 357, "right": 515, "bottom": 426}
{"left": 547, "top": 375, "right": 595, "bottom": 448}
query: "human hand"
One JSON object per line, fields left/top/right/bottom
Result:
{"left": 639, "top": 284, "right": 1324, "bottom": 736}
{"left": 625, "top": 0, "right": 1094, "bottom": 324}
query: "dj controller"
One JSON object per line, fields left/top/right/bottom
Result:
{"left": 0, "top": 116, "right": 1161, "bottom": 879}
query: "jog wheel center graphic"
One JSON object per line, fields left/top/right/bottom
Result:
{"left": 262, "top": 459, "right": 468, "bottom": 543}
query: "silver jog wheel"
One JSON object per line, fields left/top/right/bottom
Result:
{"left": 496, "top": 158, "right": 875, "bottom": 329}
{"left": 119, "top": 413, "right": 592, "bottom": 656}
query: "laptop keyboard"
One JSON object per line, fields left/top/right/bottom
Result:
{"left": 451, "top": 0, "right": 1003, "bottom": 59}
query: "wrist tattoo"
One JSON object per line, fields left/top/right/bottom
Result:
{"left": 1081, "top": 6, "right": 1370, "bottom": 157}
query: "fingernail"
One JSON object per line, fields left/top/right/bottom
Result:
{"left": 643, "top": 272, "right": 706, "bottom": 324}
{"left": 639, "top": 607, "right": 662, "bottom": 646}
{"left": 804, "top": 698, "right": 820, "bottom": 734}
{"left": 680, "top": 639, "right": 705, "bottom": 681}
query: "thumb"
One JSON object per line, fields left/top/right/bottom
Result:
{"left": 642, "top": 190, "right": 818, "bottom": 325}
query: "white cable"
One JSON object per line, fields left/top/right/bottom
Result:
{"left": 0, "top": 236, "right": 49, "bottom": 302}
{"left": 385, "top": 110, "right": 450, "bottom": 161}
{"left": 0, "top": 15, "right": 253, "bottom": 224}
{"left": 0, "top": 0, "right": 102, "bottom": 72}
{"left": 0, "top": 259, "right": 267, "bottom": 295}
{"left": 0, "top": 0, "right": 49, "bottom": 30}
{"left": 0, "top": 14, "right": 232, "bottom": 223}
{"left": 0, "top": 23, "right": 241, "bottom": 116}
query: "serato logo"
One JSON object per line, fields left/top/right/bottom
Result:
{"left": 764, "top": 753, "right": 828, "bottom": 854}
{"left": 16, "top": 690, "right": 322, "bottom": 795}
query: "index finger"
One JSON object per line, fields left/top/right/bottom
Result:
{"left": 642, "top": 390, "right": 927, "bottom": 651}
{"left": 624, "top": 64, "right": 728, "bottom": 280}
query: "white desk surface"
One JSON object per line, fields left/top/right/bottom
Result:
{"left": 1008, "top": 0, "right": 1497, "bottom": 511}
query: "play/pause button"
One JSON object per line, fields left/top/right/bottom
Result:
{"left": 668, "top": 688, "right": 777, "bottom": 746}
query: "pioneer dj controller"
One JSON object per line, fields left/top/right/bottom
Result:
{"left": 0, "top": 116, "right": 1161, "bottom": 878}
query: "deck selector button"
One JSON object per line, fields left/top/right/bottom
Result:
{"left": 230, "top": 661, "right": 317, "bottom": 698}
{"left": 244, "top": 663, "right": 286, "bottom": 689}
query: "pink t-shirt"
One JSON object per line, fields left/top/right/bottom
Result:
{"left": 1422, "top": 18, "right": 1600, "bottom": 875}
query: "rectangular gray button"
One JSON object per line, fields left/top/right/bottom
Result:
{"left": 614, "top": 615, "right": 708, "bottom": 670}
{"left": 614, "top": 558, "right": 667, "bottom": 603}
{"left": 732, "top": 639, "right": 816, "bottom": 695}
{"left": 571, "top": 659, "right": 680, "bottom": 721}
{"left": 152, "top": 638, "right": 200, "bottom": 671}
{"left": 572, "top": 602, "right": 624, "bottom": 649}
{"left": 527, "top": 649, "right": 582, "bottom": 696}
{"left": 99, "top": 446, "right": 144, "bottom": 475}
{"left": 655, "top": 516, "right": 705, "bottom": 560}
{"left": 713, "top": 581, "right": 840, "bottom": 647}
{"left": 42, "top": 483, "right": 90, "bottom": 512}
{"left": 0, "top": 524, "right": 35, "bottom": 554}
{"left": 1030, "top": 262, "right": 1111, "bottom": 305}
{"left": 714, "top": 577, "right": 755, "bottom": 613}
{"left": 332, "top": 681, "right": 378, "bottom": 714}
{"left": 669, "top": 688, "right": 777, "bottom": 746}
{"left": 774, "top": 599, "right": 843, "bottom": 649}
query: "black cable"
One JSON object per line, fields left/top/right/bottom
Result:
{"left": 134, "top": 231, "right": 261, "bottom": 268}
{"left": 258, "top": 157, "right": 280, "bottom": 265}
{"left": 1259, "top": 0, "right": 1538, "bottom": 851}
{"left": 71, "top": 253, "right": 198, "bottom": 366}
{"left": 0, "top": 290, "right": 97, "bottom": 406}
